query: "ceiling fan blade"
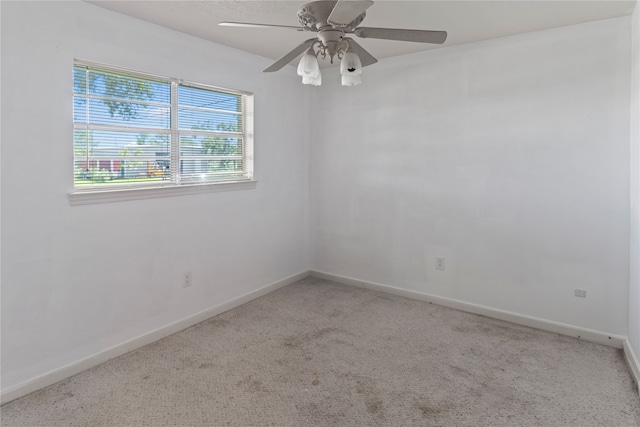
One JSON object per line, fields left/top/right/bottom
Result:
{"left": 219, "top": 21, "right": 304, "bottom": 31}
{"left": 327, "top": 0, "right": 373, "bottom": 26}
{"left": 355, "top": 27, "right": 447, "bottom": 44}
{"left": 263, "top": 38, "right": 317, "bottom": 73}
{"left": 343, "top": 38, "right": 377, "bottom": 67}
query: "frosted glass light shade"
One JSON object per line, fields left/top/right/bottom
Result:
{"left": 297, "top": 52, "right": 320, "bottom": 77}
{"left": 340, "top": 51, "right": 362, "bottom": 75}
{"left": 302, "top": 72, "right": 322, "bottom": 86}
{"left": 341, "top": 73, "right": 361, "bottom": 86}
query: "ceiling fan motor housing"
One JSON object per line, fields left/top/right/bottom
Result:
{"left": 298, "top": 1, "right": 366, "bottom": 62}
{"left": 297, "top": 1, "right": 365, "bottom": 31}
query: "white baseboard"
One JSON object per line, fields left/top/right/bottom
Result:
{"left": 623, "top": 340, "right": 640, "bottom": 395}
{"left": 0, "top": 270, "right": 311, "bottom": 405}
{"left": 310, "top": 270, "right": 626, "bottom": 349}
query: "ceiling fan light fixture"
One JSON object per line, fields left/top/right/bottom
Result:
{"left": 341, "top": 73, "right": 362, "bottom": 87}
{"left": 297, "top": 48, "right": 320, "bottom": 78}
{"left": 340, "top": 49, "right": 362, "bottom": 76}
{"left": 302, "top": 72, "right": 322, "bottom": 86}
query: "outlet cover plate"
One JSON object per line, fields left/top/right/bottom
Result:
{"left": 574, "top": 289, "right": 587, "bottom": 298}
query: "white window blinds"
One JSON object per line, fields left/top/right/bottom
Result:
{"left": 73, "top": 61, "right": 253, "bottom": 190}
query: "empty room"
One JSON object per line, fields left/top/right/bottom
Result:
{"left": 1, "top": 0, "right": 640, "bottom": 425}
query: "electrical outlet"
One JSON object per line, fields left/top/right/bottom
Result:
{"left": 183, "top": 272, "right": 192, "bottom": 288}
{"left": 435, "top": 257, "right": 446, "bottom": 271}
{"left": 574, "top": 289, "right": 586, "bottom": 298}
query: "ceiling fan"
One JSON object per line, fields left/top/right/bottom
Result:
{"left": 219, "top": 0, "right": 447, "bottom": 86}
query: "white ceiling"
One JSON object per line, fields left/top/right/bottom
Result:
{"left": 88, "top": 0, "right": 636, "bottom": 69}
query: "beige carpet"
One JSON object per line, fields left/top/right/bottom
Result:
{"left": 2, "top": 276, "right": 639, "bottom": 426}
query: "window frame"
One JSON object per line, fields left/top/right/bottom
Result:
{"left": 69, "top": 60, "right": 255, "bottom": 205}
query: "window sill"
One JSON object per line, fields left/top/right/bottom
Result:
{"left": 69, "top": 180, "right": 257, "bottom": 205}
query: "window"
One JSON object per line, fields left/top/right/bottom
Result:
{"left": 71, "top": 61, "right": 254, "bottom": 203}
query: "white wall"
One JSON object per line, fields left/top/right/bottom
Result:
{"left": 629, "top": 3, "right": 640, "bottom": 362}
{"left": 1, "top": 1, "right": 310, "bottom": 392}
{"left": 1, "top": 0, "right": 636, "bottom": 400}
{"left": 311, "top": 17, "right": 631, "bottom": 335}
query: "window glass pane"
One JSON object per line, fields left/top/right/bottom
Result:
{"left": 87, "top": 69, "right": 170, "bottom": 104}
{"left": 178, "top": 109, "right": 241, "bottom": 133}
{"left": 178, "top": 86, "right": 240, "bottom": 112}
{"left": 73, "top": 66, "right": 171, "bottom": 128}
{"left": 179, "top": 135, "right": 242, "bottom": 157}
{"left": 73, "top": 130, "right": 170, "bottom": 186}
{"left": 73, "top": 67, "right": 87, "bottom": 95}
{"left": 74, "top": 97, "right": 87, "bottom": 123}
{"left": 81, "top": 130, "right": 169, "bottom": 157}
{"left": 179, "top": 160, "right": 244, "bottom": 177}
{"left": 87, "top": 98, "right": 170, "bottom": 129}
{"left": 73, "top": 159, "right": 169, "bottom": 187}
